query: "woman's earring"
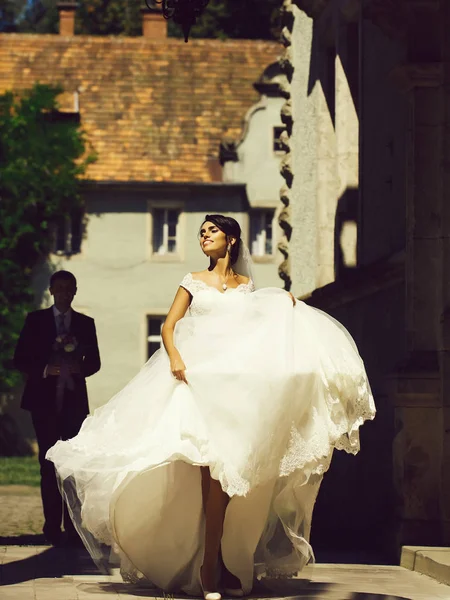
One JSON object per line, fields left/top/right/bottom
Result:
{"left": 227, "top": 243, "right": 232, "bottom": 254}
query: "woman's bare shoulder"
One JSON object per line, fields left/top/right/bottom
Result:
{"left": 235, "top": 273, "right": 250, "bottom": 285}
{"left": 191, "top": 270, "right": 210, "bottom": 282}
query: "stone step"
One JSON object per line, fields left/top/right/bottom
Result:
{"left": 401, "top": 546, "right": 450, "bottom": 586}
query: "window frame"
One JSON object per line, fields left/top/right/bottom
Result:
{"left": 148, "top": 201, "right": 185, "bottom": 262}
{"left": 52, "top": 211, "right": 84, "bottom": 256}
{"left": 146, "top": 314, "right": 166, "bottom": 360}
{"left": 273, "top": 125, "right": 287, "bottom": 154}
{"left": 249, "top": 208, "right": 276, "bottom": 260}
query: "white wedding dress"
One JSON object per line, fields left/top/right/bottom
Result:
{"left": 47, "top": 274, "right": 375, "bottom": 594}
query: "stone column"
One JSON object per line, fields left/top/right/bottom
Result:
{"left": 387, "top": 0, "right": 447, "bottom": 546}
{"left": 440, "top": 0, "right": 450, "bottom": 544}
{"left": 288, "top": 5, "right": 319, "bottom": 297}
{"left": 278, "top": 0, "right": 295, "bottom": 292}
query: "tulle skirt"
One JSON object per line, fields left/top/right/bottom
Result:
{"left": 47, "top": 288, "right": 375, "bottom": 594}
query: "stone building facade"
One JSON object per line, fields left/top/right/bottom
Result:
{"left": 278, "top": 0, "right": 450, "bottom": 557}
{"left": 1, "top": 8, "right": 283, "bottom": 439}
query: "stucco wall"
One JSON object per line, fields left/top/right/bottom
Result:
{"left": 224, "top": 95, "right": 286, "bottom": 207}
{"left": 36, "top": 188, "right": 282, "bottom": 410}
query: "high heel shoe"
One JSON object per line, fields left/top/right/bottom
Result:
{"left": 200, "top": 566, "right": 222, "bottom": 600}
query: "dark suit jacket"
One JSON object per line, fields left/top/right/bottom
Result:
{"left": 14, "top": 307, "right": 101, "bottom": 421}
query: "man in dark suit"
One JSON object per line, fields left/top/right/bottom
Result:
{"left": 14, "top": 270, "right": 101, "bottom": 545}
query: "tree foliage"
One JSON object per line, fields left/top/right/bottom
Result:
{"left": 176, "top": 0, "right": 281, "bottom": 40}
{"left": 0, "top": 84, "right": 95, "bottom": 393}
{"left": 0, "top": 0, "right": 20, "bottom": 31}
{"left": 76, "top": 0, "right": 141, "bottom": 36}
{"left": 0, "top": 0, "right": 58, "bottom": 33}
{"left": 5, "top": 0, "right": 281, "bottom": 40}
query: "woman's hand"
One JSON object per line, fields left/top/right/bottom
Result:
{"left": 170, "top": 352, "right": 188, "bottom": 384}
{"left": 288, "top": 292, "right": 296, "bottom": 306}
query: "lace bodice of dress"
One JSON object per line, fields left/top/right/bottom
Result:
{"left": 180, "top": 272, "right": 256, "bottom": 317}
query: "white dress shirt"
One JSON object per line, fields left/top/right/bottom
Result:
{"left": 53, "top": 305, "right": 72, "bottom": 334}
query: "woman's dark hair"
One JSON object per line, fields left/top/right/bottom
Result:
{"left": 50, "top": 270, "right": 77, "bottom": 288}
{"left": 201, "top": 214, "right": 241, "bottom": 264}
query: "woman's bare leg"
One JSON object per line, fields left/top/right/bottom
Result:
{"left": 200, "top": 469, "right": 228, "bottom": 591}
{"left": 200, "top": 468, "right": 242, "bottom": 592}
{"left": 201, "top": 466, "right": 211, "bottom": 514}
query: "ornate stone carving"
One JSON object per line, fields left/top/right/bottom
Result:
{"left": 253, "top": 61, "right": 289, "bottom": 97}
{"left": 277, "top": 0, "right": 296, "bottom": 291}
{"left": 280, "top": 25, "right": 292, "bottom": 47}
{"left": 278, "top": 239, "right": 292, "bottom": 289}
{"left": 279, "top": 204, "right": 292, "bottom": 241}
{"left": 279, "top": 129, "right": 291, "bottom": 153}
{"left": 278, "top": 79, "right": 291, "bottom": 100}
{"left": 280, "top": 153, "right": 294, "bottom": 188}
{"left": 278, "top": 47, "right": 294, "bottom": 83}
{"left": 280, "top": 98, "right": 293, "bottom": 136}
{"left": 280, "top": 183, "right": 290, "bottom": 207}
{"left": 219, "top": 138, "right": 238, "bottom": 166}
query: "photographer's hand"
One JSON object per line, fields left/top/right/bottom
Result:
{"left": 47, "top": 364, "right": 61, "bottom": 376}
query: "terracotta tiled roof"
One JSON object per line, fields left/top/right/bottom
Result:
{"left": 0, "top": 34, "right": 280, "bottom": 182}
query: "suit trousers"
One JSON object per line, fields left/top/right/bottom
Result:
{"left": 32, "top": 389, "right": 85, "bottom": 539}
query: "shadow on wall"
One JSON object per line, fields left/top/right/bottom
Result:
{"left": 335, "top": 186, "right": 359, "bottom": 278}
{"left": 297, "top": 2, "right": 412, "bottom": 564}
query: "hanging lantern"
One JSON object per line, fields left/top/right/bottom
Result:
{"left": 145, "top": 0, "right": 210, "bottom": 42}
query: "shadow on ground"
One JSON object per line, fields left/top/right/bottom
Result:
{"left": 261, "top": 579, "right": 410, "bottom": 600}
{"left": 0, "top": 543, "right": 412, "bottom": 600}
{"left": 0, "top": 534, "right": 46, "bottom": 546}
{"left": 0, "top": 546, "right": 98, "bottom": 586}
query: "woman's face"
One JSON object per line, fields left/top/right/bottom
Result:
{"left": 199, "top": 221, "right": 229, "bottom": 256}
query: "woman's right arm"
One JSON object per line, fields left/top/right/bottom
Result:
{"left": 161, "top": 286, "right": 192, "bottom": 383}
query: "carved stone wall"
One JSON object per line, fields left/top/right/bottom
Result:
{"left": 278, "top": 0, "right": 295, "bottom": 291}
{"left": 283, "top": 0, "right": 450, "bottom": 554}
{"left": 278, "top": 1, "right": 323, "bottom": 296}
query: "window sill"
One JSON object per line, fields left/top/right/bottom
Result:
{"left": 150, "top": 253, "right": 183, "bottom": 263}
{"left": 51, "top": 251, "right": 82, "bottom": 258}
{"left": 251, "top": 255, "right": 276, "bottom": 264}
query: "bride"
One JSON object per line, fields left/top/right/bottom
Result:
{"left": 47, "top": 214, "right": 375, "bottom": 599}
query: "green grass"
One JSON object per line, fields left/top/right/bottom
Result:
{"left": 0, "top": 456, "right": 40, "bottom": 486}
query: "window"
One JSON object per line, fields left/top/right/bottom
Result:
{"left": 250, "top": 210, "right": 275, "bottom": 257}
{"left": 53, "top": 211, "right": 83, "bottom": 255}
{"left": 147, "top": 315, "right": 166, "bottom": 359}
{"left": 152, "top": 208, "right": 180, "bottom": 255}
{"left": 273, "top": 126, "right": 287, "bottom": 153}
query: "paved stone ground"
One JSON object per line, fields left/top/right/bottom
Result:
{"left": 0, "top": 486, "right": 43, "bottom": 538}
{"left": 1, "top": 546, "right": 450, "bottom": 600}
{"left": 1, "top": 488, "right": 449, "bottom": 599}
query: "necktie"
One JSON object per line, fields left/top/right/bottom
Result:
{"left": 57, "top": 313, "right": 67, "bottom": 335}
